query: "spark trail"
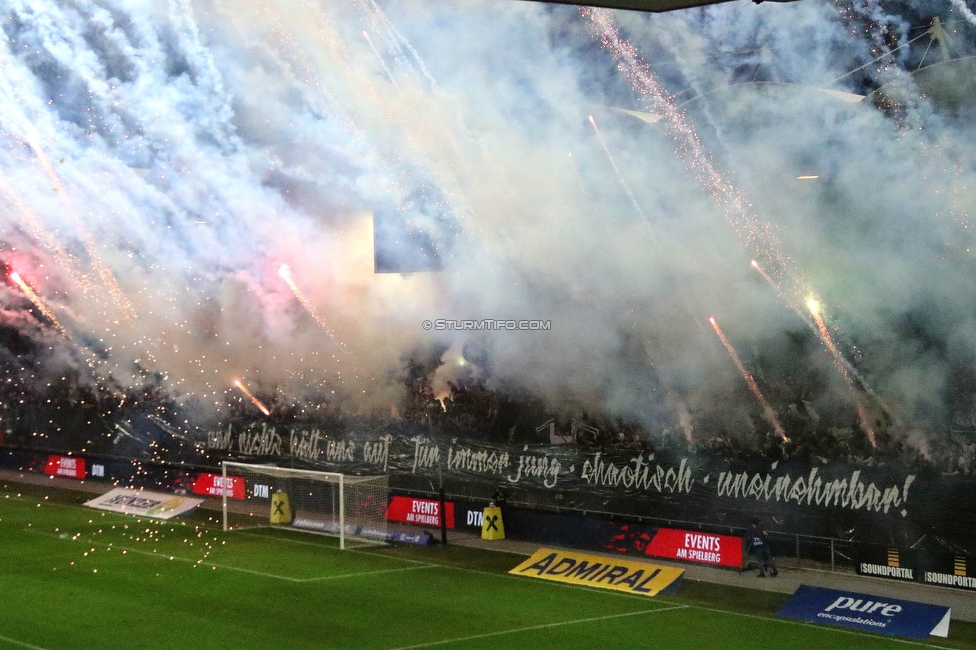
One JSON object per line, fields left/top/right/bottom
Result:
{"left": 234, "top": 380, "right": 270, "bottom": 416}
{"left": 362, "top": 30, "right": 398, "bottom": 85}
{"left": 808, "top": 300, "right": 877, "bottom": 446}
{"left": 278, "top": 264, "right": 339, "bottom": 343}
{"left": 710, "top": 317, "right": 787, "bottom": 441}
{"left": 365, "top": 0, "right": 437, "bottom": 88}
{"left": 752, "top": 258, "right": 892, "bottom": 430}
{"left": 588, "top": 114, "right": 648, "bottom": 221}
{"left": 0, "top": 175, "right": 90, "bottom": 291}
{"left": 10, "top": 272, "right": 70, "bottom": 338}
{"left": 18, "top": 125, "right": 135, "bottom": 322}
{"left": 587, "top": 7, "right": 890, "bottom": 440}
{"left": 583, "top": 8, "right": 804, "bottom": 294}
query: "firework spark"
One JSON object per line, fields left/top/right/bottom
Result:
{"left": 278, "top": 264, "right": 339, "bottom": 342}
{"left": 752, "top": 259, "right": 890, "bottom": 427}
{"left": 588, "top": 114, "right": 648, "bottom": 221}
{"left": 808, "top": 300, "right": 877, "bottom": 446}
{"left": 582, "top": 7, "right": 806, "bottom": 306}
{"left": 362, "top": 30, "right": 397, "bottom": 84}
{"left": 710, "top": 317, "right": 787, "bottom": 441}
{"left": 807, "top": 300, "right": 849, "bottom": 376}
{"left": 750, "top": 260, "right": 777, "bottom": 288}
{"left": 19, "top": 125, "right": 135, "bottom": 321}
{"left": 234, "top": 380, "right": 270, "bottom": 416}
{"left": 10, "top": 272, "right": 70, "bottom": 338}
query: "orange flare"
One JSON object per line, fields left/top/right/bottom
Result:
{"left": 234, "top": 380, "right": 270, "bottom": 416}
{"left": 710, "top": 317, "right": 787, "bottom": 441}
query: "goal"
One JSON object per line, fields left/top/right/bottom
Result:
{"left": 220, "top": 462, "right": 389, "bottom": 549}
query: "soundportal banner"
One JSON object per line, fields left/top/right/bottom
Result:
{"left": 199, "top": 421, "right": 938, "bottom": 539}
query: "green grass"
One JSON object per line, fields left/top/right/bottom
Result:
{"left": 1, "top": 482, "right": 974, "bottom": 650}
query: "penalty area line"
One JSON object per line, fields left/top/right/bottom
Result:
{"left": 384, "top": 605, "right": 689, "bottom": 650}
{"left": 297, "top": 565, "right": 434, "bottom": 582}
{"left": 689, "top": 605, "right": 956, "bottom": 650}
{"left": 0, "top": 633, "right": 52, "bottom": 650}
{"left": 33, "top": 528, "right": 435, "bottom": 583}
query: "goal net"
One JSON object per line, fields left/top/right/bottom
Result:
{"left": 221, "top": 462, "right": 389, "bottom": 549}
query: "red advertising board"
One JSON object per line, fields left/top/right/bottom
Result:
{"left": 191, "top": 472, "right": 246, "bottom": 500}
{"left": 386, "top": 496, "right": 455, "bottom": 528}
{"left": 44, "top": 455, "right": 86, "bottom": 479}
{"left": 644, "top": 528, "right": 743, "bottom": 568}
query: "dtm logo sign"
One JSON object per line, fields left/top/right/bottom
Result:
{"left": 466, "top": 510, "right": 484, "bottom": 527}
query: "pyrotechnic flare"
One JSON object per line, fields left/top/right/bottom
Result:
{"left": 0, "top": 177, "right": 86, "bottom": 282}
{"left": 10, "top": 272, "right": 70, "bottom": 339}
{"left": 750, "top": 259, "right": 778, "bottom": 288}
{"left": 587, "top": 7, "right": 893, "bottom": 442}
{"left": 278, "top": 264, "right": 340, "bottom": 342}
{"left": 18, "top": 125, "right": 134, "bottom": 321}
{"left": 588, "top": 114, "right": 648, "bottom": 222}
{"left": 362, "top": 30, "right": 397, "bottom": 84}
{"left": 709, "top": 317, "right": 788, "bottom": 442}
{"left": 234, "top": 380, "right": 271, "bottom": 416}
{"left": 582, "top": 7, "right": 806, "bottom": 304}
{"left": 753, "top": 262, "right": 893, "bottom": 431}
{"left": 808, "top": 299, "right": 856, "bottom": 387}
{"left": 365, "top": 0, "right": 437, "bottom": 88}
{"left": 807, "top": 300, "right": 877, "bottom": 447}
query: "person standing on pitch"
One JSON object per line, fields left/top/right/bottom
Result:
{"left": 748, "top": 518, "right": 778, "bottom": 577}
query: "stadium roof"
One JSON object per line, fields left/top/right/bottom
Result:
{"left": 522, "top": 0, "right": 799, "bottom": 13}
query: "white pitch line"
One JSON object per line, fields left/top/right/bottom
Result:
{"left": 690, "top": 605, "right": 956, "bottom": 650}
{"left": 35, "top": 528, "right": 435, "bottom": 583}
{"left": 354, "top": 553, "right": 960, "bottom": 649}
{"left": 384, "top": 605, "right": 689, "bottom": 650}
{"left": 0, "top": 633, "right": 52, "bottom": 650}
{"left": 237, "top": 530, "right": 438, "bottom": 567}
{"left": 297, "top": 565, "right": 433, "bottom": 583}
{"left": 15, "top": 496, "right": 958, "bottom": 647}
{"left": 104, "top": 545, "right": 433, "bottom": 584}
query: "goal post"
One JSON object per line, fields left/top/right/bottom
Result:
{"left": 221, "top": 462, "right": 389, "bottom": 549}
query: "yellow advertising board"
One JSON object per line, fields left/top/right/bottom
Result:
{"left": 510, "top": 548, "right": 684, "bottom": 597}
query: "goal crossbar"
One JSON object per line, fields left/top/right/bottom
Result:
{"left": 221, "top": 461, "right": 388, "bottom": 549}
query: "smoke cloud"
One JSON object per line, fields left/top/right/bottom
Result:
{"left": 0, "top": 0, "right": 974, "bottom": 450}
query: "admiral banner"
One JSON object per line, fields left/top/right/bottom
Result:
{"left": 775, "top": 585, "right": 950, "bottom": 640}
{"left": 84, "top": 488, "right": 203, "bottom": 520}
{"left": 510, "top": 548, "right": 684, "bottom": 597}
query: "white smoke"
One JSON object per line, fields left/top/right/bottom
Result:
{"left": 0, "top": 0, "right": 973, "bottom": 444}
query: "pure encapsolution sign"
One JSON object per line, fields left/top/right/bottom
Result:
{"left": 775, "top": 585, "right": 950, "bottom": 639}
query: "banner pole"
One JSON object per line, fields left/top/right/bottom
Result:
{"left": 439, "top": 486, "right": 447, "bottom": 546}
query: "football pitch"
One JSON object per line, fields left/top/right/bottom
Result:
{"left": 1, "top": 483, "right": 973, "bottom": 650}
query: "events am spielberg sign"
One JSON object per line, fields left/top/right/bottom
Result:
{"left": 195, "top": 420, "right": 968, "bottom": 550}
